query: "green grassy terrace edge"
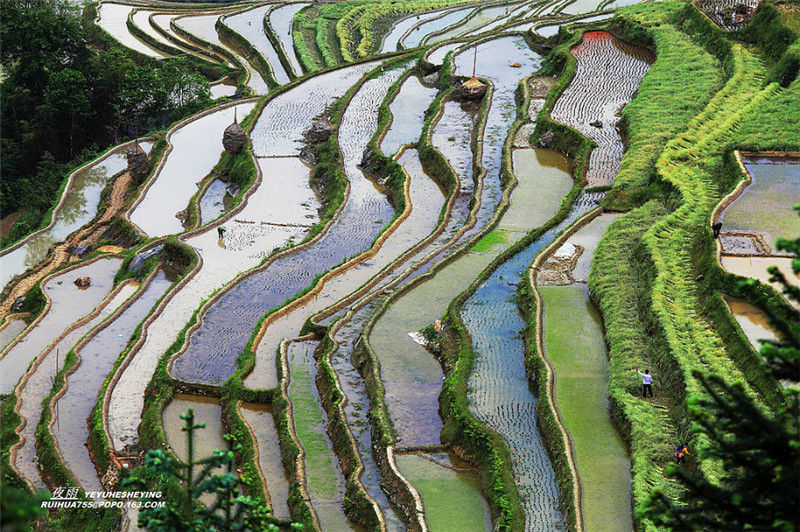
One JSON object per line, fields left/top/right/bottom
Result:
{"left": 216, "top": 8, "right": 280, "bottom": 90}
{"left": 589, "top": 0, "right": 799, "bottom": 526}
{"left": 263, "top": 4, "right": 300, "bottom": 81}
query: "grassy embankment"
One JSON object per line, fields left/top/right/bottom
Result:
{"left": 589, "top": 1, "right": 799, "bottom": 528}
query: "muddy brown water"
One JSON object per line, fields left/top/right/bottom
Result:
{"left": 225, "top": 5, "right": 290, "bottom": 85}
{"left": 170, "top": 63, "right": 410, "bottom": 386}
{"left": 239, "top": 402, "right": 292, "bottom": 520}
{"left": 269, "top": 3, "right": 307, "bottom": 77}
{"left": 163, "top": 393, "right": 229, "bottom": 507}
{"left": 129, "top": 102, "right": 256, "bottom": 238}
{"left": 14, "top": 283, "right": 137, "bottom": 490}
{"left": 721, "top": 295, "right": 781, "bottom": 350}
{"left": 550, "top": 31, "right": 653, "bottom": 187}
{"left": 722, "top": 158, "right": 800, "bottom": 252}
{"left": 0, "top": 258, "right": 122, "bottom": 396}
{"left": 108, "top": 62, "right": 379, "bottom": 452}
{"left": 97, "top": 3, "right": 170, "bottom": 58}
{"left": 54, "top": 270, "right": 172, "bottom": 492}
{"left": 0, "top": 142, "right": 151, "bottom": 290}
{"left": 721, "top": 256, "right": 800, "bottom": 297}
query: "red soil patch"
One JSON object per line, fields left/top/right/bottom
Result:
{"left": 0, "top": 211, "right": 24, "bottom": 239}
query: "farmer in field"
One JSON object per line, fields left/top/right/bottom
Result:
{"left": 637, "top": 368, "right": 653, "bottom": 398}
{"left": 675, "top": 443, "right": 691, "bottom": 465}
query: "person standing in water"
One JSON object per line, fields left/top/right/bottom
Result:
{"left": 637, "top": 368, "right": 653, "bottom": 398}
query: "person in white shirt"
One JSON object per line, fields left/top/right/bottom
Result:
{"left": 637, "top": 368, "right": 653, "bottom": 398}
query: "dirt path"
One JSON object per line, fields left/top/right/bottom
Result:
{"left": 0, "top": 172, "right": 133, "bottom": 321}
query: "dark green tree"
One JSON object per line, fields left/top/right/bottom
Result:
{"left": 640, "top": 208, "right": 800, "bottom": 530}
{"left": 125, "top": 409, "right": 301, "bottom": 532}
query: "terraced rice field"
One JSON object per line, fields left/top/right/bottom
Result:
{"left": 96, "top": 3, "right": 169, "bottom": 58}
{"left": 536, "top": 213, "right": 632, "bottom": 531}
{"left": 721, "top": 157, "right": 800, "bottom": 253}
{"left": 129, "top": 103, "right": 256, "bottom": 237}
{"left": 550, "top": 31, "right": 653, "bottom": 187}
{"left": 224, "top": 5, "right": 291, "bottom": 84}
{"left": 52, "top": 269, "right": 172, "bottom": 492}
{"left": 5, "top": 2, "right": 798, "bottom": 530}
{"left": 0, "top": 142, "right": 152, "bottom": 289}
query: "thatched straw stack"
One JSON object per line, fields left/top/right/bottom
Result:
{"left": 223, "top": 118, "right": 247, "bottom": 154}
{"left": 459, "top": 76, "right": 487, "bottom": 99}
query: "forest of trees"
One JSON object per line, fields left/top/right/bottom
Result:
{"left": 0, "top": 0, "right": 213, "bottom": 246}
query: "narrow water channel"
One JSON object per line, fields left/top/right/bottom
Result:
{"left": 14, "top": 282, "right": 137, "bottom": 490}
{"left": 54, "top": 269, "right": 173, "bottom": 492}
{"left": 0, "top": 257, "right": 122, "bottom": 396}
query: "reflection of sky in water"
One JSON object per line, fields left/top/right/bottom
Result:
{"left": 0, "top": 143, "right": 151, "bottom": 290}
{"left": 403, "top": 7, "right": 474, "bottom": 48}
{"left": 454, "top": 36, "right": 541, "bottom": 239}
{"left": 722, "top": 160, "right": 800, "bottom": 251}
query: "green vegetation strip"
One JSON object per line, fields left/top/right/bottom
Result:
{"left": 603, "top": 1, "right": 724, "bottom": 210}
{"left": 588, "top": 203, "right": 685, "bottom": 530}
{"left": 589, "top": 2, "right": 798, "bottom": 526}
{"left": 539, "top": 284, "right": 633, "bottom": 532}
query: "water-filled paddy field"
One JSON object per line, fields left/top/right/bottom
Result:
{"left": 0, "top": 142, "right": 152, "bottom": 289}
{"left": 1, "top": 258, "right": 123, "bottom": 396}
{"left": 97, "top": 3, "right": 169, "bottom": 58}
{"left": 6, "top": 2, "right": 798, "bottom": 530}
{"left": 53, "top": 269, "right": 172, "bottom": 492}
{"left": 721, "top": 157, "right": 800, "bottom": 252}
{"left": 224, "top": 5, "right": 291, "bottom": 85}
{"left": 129, "top": 102, "right": 256, "bottom": 237}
